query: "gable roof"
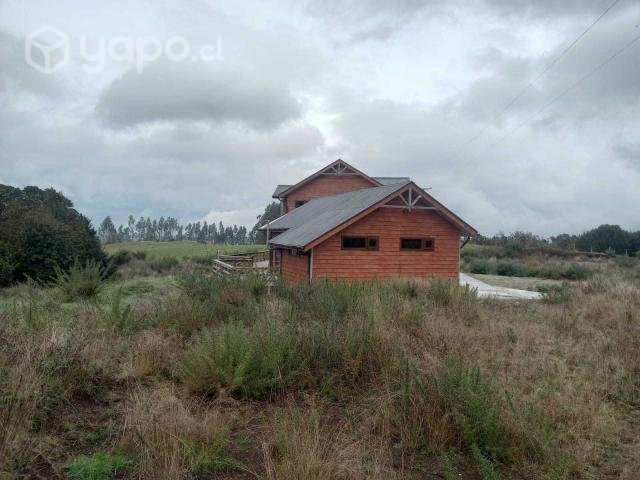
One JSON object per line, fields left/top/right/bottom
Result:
{"left": 273, "top": 159, "right": 380, "bottom": 199}
{"left": 272, "top": 176, "right": 410, "bottom": 198}
{"left": 267, "top": 182, "right": 477, "bottom": 250}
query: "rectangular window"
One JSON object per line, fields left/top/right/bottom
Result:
{"left": 294, "top": 200, "right": 308, "bottom": 208}
{"left": 400, "top": 238, "right": 422, "bottom": 250}
{"left": 342, "top": 236, "right": 379, "bottom": 250}
{"left": 400, "top": 238, "right": 436, "bottom": 250}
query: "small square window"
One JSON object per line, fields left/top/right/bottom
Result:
{"left": 424, "top": 238, "right": 435, "bottom": 251}
{"left": 368, "top": 237, "right": 378, "bottom": 249}
{"left": 294, "top": 200, "right": 308, "bottom": 208}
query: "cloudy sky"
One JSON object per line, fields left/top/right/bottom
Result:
{"left": 1, "top": 0, "right": 639, "bottom": 236}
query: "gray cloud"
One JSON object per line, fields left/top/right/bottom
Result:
{"left": 0, "top": 29, "right": 63, "bottom": 96}
{"left": 2, "top": 0, "right": 640, "bottom": 236}
{"left": 483, "top": 0, "right": 627, "bottom": 19}
{"left": 96, "top": 61, "right": 302, "bottom": 130}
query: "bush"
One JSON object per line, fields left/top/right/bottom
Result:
{"left": 131, "top": 250, "right": 147, "bottom": 260}
{"left": 149, "top": 256, "right": 179, "bottom": 273}
{"left": 495, "top": 261, "right": 530, "bottom": 277}
{"left": 108, "top": 250, "right": 132, "bottom": 267}
{"left": 52, "top": 259, "right": 105, "bottom": 302}
{"left": 176, "top": 319, "right": 303, "bottom": 398}
{"left": 67, "top": 452, "right": 130, "bottom": 480}
{"left": 470, "top": 259, "right": 490, "bottom": 274}
{"left": 390, "top": 355, "right": 565, "bottom": 478}
{"left": 561, "top": 264, "right": 591, "bottom": 280}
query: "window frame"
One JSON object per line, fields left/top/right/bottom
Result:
{"left": 400, "top": 237, "right": 436, "bottom": 251}
{"left": 341, "top": 235, "right": 379, "bottom": 251}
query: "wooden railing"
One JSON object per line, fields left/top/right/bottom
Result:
{"left": 211, "top": 250, "right": 272, "bottom": 277}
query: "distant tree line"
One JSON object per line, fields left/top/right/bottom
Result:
{"left": 97, "top": 202, "right": 283, "bottom": 246}
{"left": 474, "top": 224, "right": 640, "bottom": 256}
{"left": 98, "top": 215, "right": 251, "bottom": 245}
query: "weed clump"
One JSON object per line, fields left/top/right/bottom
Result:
{"left": 67, "top": 452, "right": 130, "bottom": 480}
{"left": 53, "top": 259, "right": 105, "bottom": 302}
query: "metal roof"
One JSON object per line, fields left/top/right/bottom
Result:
{"left": 374, "top": 176, "right": 410, "bottom": 185}
{"left": 267, "top": 181, "right": 410, "bottom": 248}
{"left": 272, "top": 177, "right": 409, "bottom": 198}
{"left": 272, "top": 185, "right": 292, "bottom": 198}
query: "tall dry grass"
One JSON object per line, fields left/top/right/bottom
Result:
{"left": 1, "top": 262, "right": 638, "bottom": 478}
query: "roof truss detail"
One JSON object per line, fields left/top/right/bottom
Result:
{"left": 321, "top": 160, "right": 356, "bottom": 176}
{"left": 382, "top": 186, "right": 436, "bottom": 211}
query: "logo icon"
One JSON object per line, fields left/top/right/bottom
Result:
{"left": 25, "top": 25, "right": 69, "bottom": 74}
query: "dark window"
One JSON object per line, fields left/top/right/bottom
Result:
{"left": 342, "top": 236, "right": 379, "bottom": 250}
{"left": 400, "top": 238, "right": 436, "bottom": 251}
{"left": 294, "top": 200, "right": 308, "bottom": 208}
{"left": 342, "top": 236, "right": 367, "bottom": 249}
{"left": 400, "top": 238, "right": 423, "bottom": 250}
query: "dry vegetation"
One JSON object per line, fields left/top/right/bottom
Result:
{"left": 0, "top": 252, "right": 639, "bottom": 479}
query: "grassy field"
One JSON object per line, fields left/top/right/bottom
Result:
{"left": 1, "top": 249, "right": 639, "bottom": 479}
{"left": 104, "top": 240, "right": 264, "bottom": 259}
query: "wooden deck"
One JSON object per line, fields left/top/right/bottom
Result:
{"left": 211, "top": 250, "right": 271, "bottom": 276}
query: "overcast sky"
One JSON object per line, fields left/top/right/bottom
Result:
{"left": 1, "top": 0, "right": 639, "bottom": 236}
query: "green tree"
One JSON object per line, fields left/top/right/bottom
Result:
{"left": 0, "top": 184, "right": 105, "bottom": 284}
{"left": 98, "top": 216, "right": 118, "bottom": 244}
{"left": 251, "top": 201, "right": 282, "bottom": 244}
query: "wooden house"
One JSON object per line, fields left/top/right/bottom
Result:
{"left": 264, "top": 159, "right": 477, "bottom": 283}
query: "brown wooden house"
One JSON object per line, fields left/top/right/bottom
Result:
{"left": 264, "top": 159, "right": 477, "bottom": 284}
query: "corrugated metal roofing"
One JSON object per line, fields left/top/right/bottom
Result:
{"left": 272, "top": 177, "right": 409, "bottom": 198}
{"left": 374, "top": 176, "right": 410, "bottom": 185}
{"left": 267, "top": 181, "right": 410, "bottom": 248}
{"left": 272, "top": 185, "right": 291, "bottom": 197}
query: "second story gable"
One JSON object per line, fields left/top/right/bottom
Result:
{"left": 272, "top": 159, "right": 409, "bottom": 214}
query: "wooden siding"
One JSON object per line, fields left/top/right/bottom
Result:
{"left": 284, "top": 175, "right": 375, "bottom": 213}
{"left": 279, "top": 248, "right": 309, "bottom": 284}
{"left": 311, "top": 208, "right": 460, "bottom": 280}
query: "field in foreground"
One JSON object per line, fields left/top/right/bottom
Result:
{"left": 104, "top": 240, "right": 263, "bottom": 259}
{"left": 1, "top": 253, "right": 639, "bottom": 479}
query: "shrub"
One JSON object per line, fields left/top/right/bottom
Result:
{"left": 107, "top": 250, "right": 131, "bottom": 267}
{"left": 495, "top": 261, "right": 530, "bottom": 277}
{"left": 176, "top": 319, "right": 303, "bottom": 398}
{"left": 539, "top": 282, "right": 572, "bottom": 304}
{"left": 52, "top": 259, "right": 105, "bottom": 302}
{"left": 470, "top": 259, "right": 490, "bottom": 274}
{"left": 107, "top": 287, "right": 132, "bottom": 329}
{"left": 288, "top": 279, "right": 370, "bottom": 323}
{"left": 67, "top": 452, "right": 130, "bottom": 480}
{"left": 131, "top": 250, "right": 147, "bottom": 260}
{"left": 614, "top": 255, "right": 639, "bottom": 268}
{"left": 300, "top": 311, "right": 381, "bottom": 388}
{"left": 149, "top": 256, "right": 179, "bottom": 273}
{"left": 387, "top": 355, "right": 565, "bottom": 477}
{"left": 561, "top": 264, "right": 591, "bottom": 280}
{"left": 432, "top": 357, "right": 505, "bottom": 461}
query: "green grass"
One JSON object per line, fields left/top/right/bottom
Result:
{"left": 104, "top": 241, "right": 263, "bottom": 259}
{"left": 67, "top": 452, "right": 130, "bottom": 480}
